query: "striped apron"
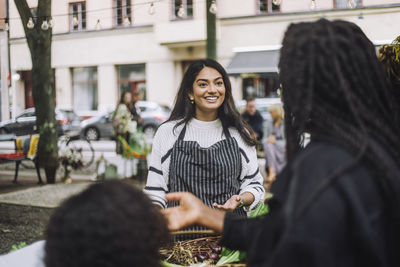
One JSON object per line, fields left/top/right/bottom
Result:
{"left": 168, "top": 124, "right": 246, "bottom": 240}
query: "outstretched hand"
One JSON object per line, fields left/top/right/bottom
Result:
{"left": 213, "top": 195, "right": 242, "bottom": 211}
{"left": 162, "top": 192, "right": 206, "bottom": 231}
{"left": 162, "top": 192, "right": 226, "bottom": 233}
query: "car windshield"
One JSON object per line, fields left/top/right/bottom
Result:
{"left": 18, "top": 111, "right": 35, "bottom": 118}
{"left": 59, "top": 110, "right": 78, "bottom": 120}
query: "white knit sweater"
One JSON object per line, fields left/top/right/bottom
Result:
{"left": 144, "top": 118, "right": 265, "bottom": 211}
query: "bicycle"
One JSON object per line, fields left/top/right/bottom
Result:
{"left": 58, "top": 135, "right": 95, "bottom": 168}
{"left": 19, "top": 135, "right": 95, "bottom": 171}
{"left": 58, "top": 135, "right": 95, "bottom": 183}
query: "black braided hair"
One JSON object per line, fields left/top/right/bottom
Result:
{"left": 279, "top": 19, "right": 400, "bottom": 262}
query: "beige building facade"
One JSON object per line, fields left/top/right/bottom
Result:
{"left": 4, "top": 0, "right": 400, "bottom": 118}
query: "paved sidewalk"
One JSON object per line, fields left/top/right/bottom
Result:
{"left": 0, "top": 182, "right": 91, "bottom": 208}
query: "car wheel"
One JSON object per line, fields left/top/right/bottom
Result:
{"left": 85, "top": 127, "right": 100, "bottom": 141}
{"left": 143, "top": 125, "right": 157, "bottom": 138}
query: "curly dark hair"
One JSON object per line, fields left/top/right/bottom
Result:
{"left": 279, "top": 19, "right": 400, "bottom": 260}
{"left": 167, "top": 59, "right": 257, "bottom": 146}
{"left": 44, "top": 181, "right": 169, "bottom": 267}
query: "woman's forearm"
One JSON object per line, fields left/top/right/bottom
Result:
{"left": 240, "top": 192, "right": 255, "bottom": 206}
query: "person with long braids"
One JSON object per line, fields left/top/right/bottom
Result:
{"left": 162, "top": 19, "right": 400, "bottom": 266}
{"left": 144, "top": 59, "right": 265, "bottom": 237}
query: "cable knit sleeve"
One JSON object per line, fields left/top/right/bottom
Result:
{"left": 237, "top": 137, "right": 266, "bottom": 211}
{"left": 143, "top": 125, "right": 170, "bottom": 208}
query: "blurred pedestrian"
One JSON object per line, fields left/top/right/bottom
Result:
{"left": 241, "top": 96, "right": 264, "bottom": 141}
{"left": 144, "top": 59, "right": 265, "bottom": 239}
{"left": 263, "top": 103, "right": 285, "bottom": 190}
{"left": 162, "top": 19, "right": 400, "bottom": 267}
{"left": 131, "top": 90, "right": 144, "bottom": 129}
{"left": 113, "top": 91, "right": 136, "bottom": 154}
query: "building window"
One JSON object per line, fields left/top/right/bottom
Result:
{"left": 117, "top": 64, "right": 146, "bottom": 100}
{"left": 334, "top": 0, "right": 362, "bottom": 8}
{"left": 69, "top": 2, "right": 86, "bottom": 31}
{"left": 114, "top": 0, "right": 132, "bottom": 27}
{"left": 258, "top": 0, "right": 281, "bottom": 13}
{"left": 172, "top": 0, "right": 193, "bottom": 20}
{"left": 242, "top": 74, "right": 280, "bottom": 99}
{"left": 72, "top": 67, "right": 98, "bottom": 111}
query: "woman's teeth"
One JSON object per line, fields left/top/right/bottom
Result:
{"left": 205, "top": 96, "right": 218, "bottom": 100}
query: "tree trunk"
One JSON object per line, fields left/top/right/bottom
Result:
{"left": 14, "top": 0, "right": 58, "bottom": 184}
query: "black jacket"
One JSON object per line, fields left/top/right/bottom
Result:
{"left": 222, "top": 141, "right": 400, "bottom": 267}
{"left": 242, "top": 111, "right": 264, "bottom": 141}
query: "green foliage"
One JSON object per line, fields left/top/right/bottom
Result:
{"left": 9, "top": 242, "right": 27, "bottom": 252}
{"left": 39, "top": 121, "right": 56, "bottom": 134}
{"left": 39, "top": 121, "right": 56, "bottom": 151}
{"left": 392, "top": 35, "right": 400, "bottom": 62}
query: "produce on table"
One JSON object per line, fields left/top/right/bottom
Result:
{"left": 161, "top": 199, "right": 271, "bottom": 266}
{"left": 160, "top": 236, "right": 224, "bottom": 266}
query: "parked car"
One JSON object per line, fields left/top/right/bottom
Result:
{"left": 80, "top": 101, "right": 171, "bottom": 141}
{"left": 0, "top": 108, "right": 80, "bottom": 136}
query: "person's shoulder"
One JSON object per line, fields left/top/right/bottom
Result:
{"left": 299, "top": 141, "right": 353, "bottom": 163}
{"left": 228, "top": 127, "right": 255, "bottom": 151}
{"left": 283, "top": 140, "right": 358, "bottom": 184}
{"left": 241, "top": 111, "right": 249, "bottom": 118}
{"left": 154, "top": 120, "right": 183, "bottom": 140}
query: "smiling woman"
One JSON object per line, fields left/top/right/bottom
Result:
{"left": 144, "top": 59, "right": 265, "bottom": 240}
{"left": 189, "top": 67, "right": 226, "bottom": 121}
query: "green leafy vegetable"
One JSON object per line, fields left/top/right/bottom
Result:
{"left": 10, "top": 242, "right": 27, "bottom": 252}
{"left": 216, "top": 247, "right": 246, "bottom": 265}
{"left": 161, "top": 261, "right": 185, "bottom": 267}
{"left": 249, "top": 200, "right": 269, "bottom": 218}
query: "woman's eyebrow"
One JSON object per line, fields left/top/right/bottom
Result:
{"left": 196, "top": 77, "right": 223, "bottom": 82}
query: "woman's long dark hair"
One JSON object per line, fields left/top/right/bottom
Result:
{"left": 279, "top": 19, "right": 400, "bottom": 262}
{"left": 167, "top": 59, "right": 257, "bottom": 146}
{"left": 118, "top": 91, "right": 133, "bottom": 112}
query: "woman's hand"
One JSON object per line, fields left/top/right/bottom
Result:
{"left": 213, "top": 192, "right": 255, "bottom": 211}
{"left": 213, "top": 195, "right": 242, "bottom": 211}
{"left": 163, "top": 192, "right": 226, "bottom": 233}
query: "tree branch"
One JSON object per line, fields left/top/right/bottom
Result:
{"left": 37, "top": 0, "right": 51, "bottom": 17}
{"left": 13, "top": 0, "right": 33, "bottom": 37}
